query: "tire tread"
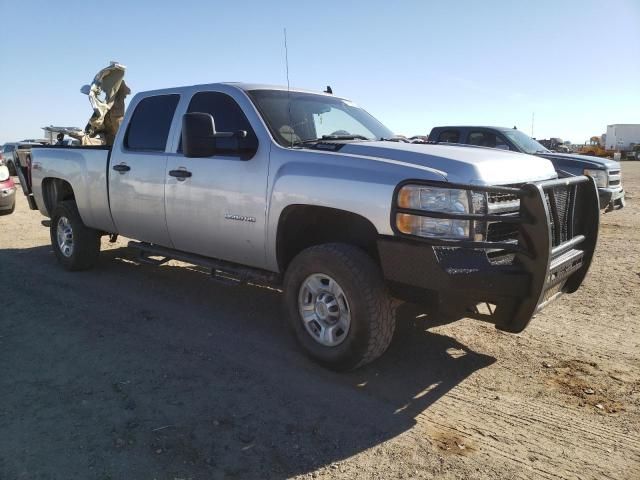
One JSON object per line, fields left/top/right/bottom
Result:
{"left": 285, "top": 243, "right": 395, "bottom": 370}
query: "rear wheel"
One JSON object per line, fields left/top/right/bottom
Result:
{"left": 50, "top": 200, "right": 101, "bottom": 271}
{"left": 283, "top": 243, "right": 395, "bottom": 371}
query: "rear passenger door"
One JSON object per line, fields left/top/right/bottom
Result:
{"left": 109, "top": 93, "right": 180, "bottom": 247}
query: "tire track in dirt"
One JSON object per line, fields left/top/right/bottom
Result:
{"left": 412, "top": 391, "right": 640, "bottom": 480}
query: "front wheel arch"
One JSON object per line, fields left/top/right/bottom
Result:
{"left": 276, "top": 205, "right": 381, "bottom": 272}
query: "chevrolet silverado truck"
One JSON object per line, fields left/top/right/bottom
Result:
{"left": 428, "top": 126, "right": 625, "bottom": 211}
{"left": 26, "top": 83, "right": 599, "bottom": 370}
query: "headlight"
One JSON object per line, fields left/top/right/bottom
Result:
{"left": 583, "top": 169, "right": 607, "bottom": 188}
{"left": 395, "top": 185, "right": 487, "bottom": 239}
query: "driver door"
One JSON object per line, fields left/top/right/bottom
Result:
{"left": 164, "top": 91, "right": 269, "bottom": 269}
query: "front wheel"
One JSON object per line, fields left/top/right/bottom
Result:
{"left": 283, "top": 243, "right": 395, "bottom": 371}
{"left": 50, "top": 200, "right": 101, "bottom": 271}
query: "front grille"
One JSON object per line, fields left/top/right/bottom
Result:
{"left": 485, "top": 184, "right": 577, "bottom": 249}
{"left": 608, "top": 169, "right": 621, "bottom": 187}
{"left": 545, "top": 185, "right": 576, "bottom": 247}
{"left": 487, "top": 188, "right": 521, "bottom": 243}
{"left": 488, "top": 192, "right": 519, "bottom": 204}
{"left": 488, "top": 191, "right": 520, "bottom": 214}
{"left": 487, "top": 221, "right": 519, "bottom": 242}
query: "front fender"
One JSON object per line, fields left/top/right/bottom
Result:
{"left": 264, "top": 148, "right": 446, "bottom": 271}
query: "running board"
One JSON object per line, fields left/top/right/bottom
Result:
{"left": 127, "top": 241, "right": 281, "bottom": 287}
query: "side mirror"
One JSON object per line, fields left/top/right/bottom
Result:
{"left": 182, "top": 112, "right": 220, "bottom": 158}
{"left": 80, "top": 84, "right": 91, "bottom": 95}
{"left": 182, "top": 112, "right": 255, "bottom": 159}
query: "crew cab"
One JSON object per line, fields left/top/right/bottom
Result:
{"left": 428, "top": 126, "right": 625, "bottom": 211}
{"left": 26, "top": 84, "right": 600, "bottom": 370}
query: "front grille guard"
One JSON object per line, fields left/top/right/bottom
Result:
{"left": 391, "top": 176, "right": 600, "bottom": 332}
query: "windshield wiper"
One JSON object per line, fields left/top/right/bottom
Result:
{"left": 321, "top": 134, "right": 369, "bottom": 141}
{"left": 293, "top": 134, "right": 369, "bottom": 146}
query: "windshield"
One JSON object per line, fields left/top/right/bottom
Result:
{"left": 503, "top": 129, "right": 549, "bottom": 154}
{"left": 247, "top": 90, "right": 394, "bottom": 147}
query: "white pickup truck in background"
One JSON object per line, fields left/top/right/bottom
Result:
{"left": 26, "top": 82, "right": 600, "bottom": 370}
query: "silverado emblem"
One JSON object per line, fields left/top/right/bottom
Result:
{"left": 224, "top": 213, "right": 256, "bottom": 223}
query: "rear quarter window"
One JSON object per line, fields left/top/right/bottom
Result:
{"left": 125, "top": 94, "right": 180, "bottom": 151}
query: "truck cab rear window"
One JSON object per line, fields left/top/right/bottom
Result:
{"left": 469, "top": 131, "right": 510, "bottom": 150}
{"left": 438, "top": 130, "right": 460, "bottom": 143}
{"left": 125, "top": 94, "right": 180, "bottom": 151}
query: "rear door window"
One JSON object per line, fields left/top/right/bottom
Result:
{"left": 125, "top": 94, "right": 180, "bottom": 151}
{"left": 437, "top": 130, "right": 460, "bottom": 143}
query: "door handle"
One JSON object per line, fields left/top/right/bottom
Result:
{"left": 169, "top": 169, "right": 192, "bottom": 180}
{"left": 113, "top": 163, "right": 131, "bottom": 173}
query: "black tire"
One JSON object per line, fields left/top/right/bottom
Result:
{"left": 7, "top": 160, "right": 17, "bottom": 177}
{"left": 50, "top": 200, "right": 101, "bottom": 271}
{"left": 0, "top": 202, "right": 15, "bottom": 216}
{"left": 283, "top": 243, "right": 395, "bottom": 371}
{"left": 0, "top": 203, "right": 16, "bottom": 217}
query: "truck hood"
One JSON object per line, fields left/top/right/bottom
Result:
{"left": 536, "top": 152, "right": 620, "bottom": 171}
{"left": 339, "top": 141, "right": 557, "bottom": 185}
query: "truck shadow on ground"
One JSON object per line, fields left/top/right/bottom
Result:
{"left": 0, "top": 245, "right": 495, "bottom": 479}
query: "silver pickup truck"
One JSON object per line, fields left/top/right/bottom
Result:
{"left": 28, "top": 83, "right": 600, "bottom": 370}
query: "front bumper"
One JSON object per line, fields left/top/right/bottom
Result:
{"left": 379, "top": 176, "right": 599, "bottom": 333}
{"left": 599, "top": 187, "right": 625, "bottom": 211}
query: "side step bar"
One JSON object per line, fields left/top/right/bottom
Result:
{"left": 128, "top": 241, "right": 281, "bottom": 288}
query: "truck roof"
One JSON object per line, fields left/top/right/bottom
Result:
{"left": 138, "top": 82, "right": 342, "bottom": 99}
{"left": 431, "top": 126, "right": 515, "bottom": 132}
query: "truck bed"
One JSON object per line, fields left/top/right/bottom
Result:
{"left": 30, "top": 145, "right": 115, "bottom": 232}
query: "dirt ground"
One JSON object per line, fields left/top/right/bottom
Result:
{"left": 1, "top": 164, "right": 639, "bottom": 480}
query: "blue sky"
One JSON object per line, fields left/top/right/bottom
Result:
{"left": 1, "top": 0, "right": 638, "bottom": 145}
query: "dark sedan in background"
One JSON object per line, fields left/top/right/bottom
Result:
{"left": 428, "top": 126, "right": 625, "bottom": 211}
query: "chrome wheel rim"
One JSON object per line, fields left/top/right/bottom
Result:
{"left": 56, "top": 216, "right": 74, "bottom": 258}
{"left": 298, "top": 273, "right": 351, "bottom": 347}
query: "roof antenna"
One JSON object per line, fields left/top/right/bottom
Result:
{"left": 283, "top": 28, "right": 294, "bottom": 148}
{"left": 324, "top": 85, "right": 333, "bottom": 94}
